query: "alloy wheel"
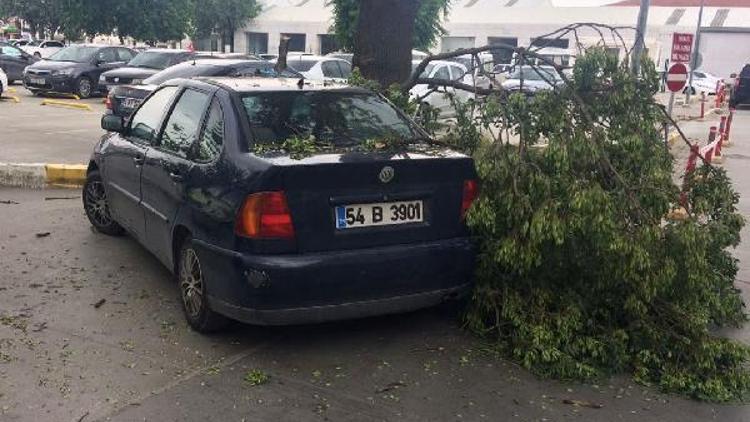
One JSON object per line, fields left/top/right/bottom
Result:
{"left": 84, "top": 180, "right": 114, "bottom": 227}
{"left": 180, "top": 248, "right": 204, "bottom": 318}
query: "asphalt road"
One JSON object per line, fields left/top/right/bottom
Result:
{"left": 0, "top": 83, "right": 105, "bottom": 164}
{"left": 1, "top": 107, "right": 750, "bottom": 421}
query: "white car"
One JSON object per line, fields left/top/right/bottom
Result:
{"left": 21, "top": 40, "right": 65, "bottom": 59}
{"left": 0, "top": 67, "right": 8, "bottom": 97}
{"left": 276, "top": 54, "right": 352, "bottom": 83}
{"left": 410, "top": 60, "right": 475, "bottom": 118}
{"left": 686, "top": 70, "right": 723, "bottom": 95}
{"left": 501, "top": 65, "right": 562, "bottom": 95}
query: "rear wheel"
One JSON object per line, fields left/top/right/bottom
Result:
{"left": 83, "top": 170, "right": 124, "bottom": 236}
{"left": 177, "top": 237, "right": 229, "bottom": 333}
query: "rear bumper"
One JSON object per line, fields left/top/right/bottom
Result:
{"left": 195, "top": 237, "right": 475, "bottom": 325}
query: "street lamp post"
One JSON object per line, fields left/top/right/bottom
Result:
{"left": 686, "top": 0, "right": 705, "bottom": 103}
{"left": 631, "top": 0, "right": 651, "bottom": 74}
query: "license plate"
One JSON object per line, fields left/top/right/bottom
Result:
{"left": 30, "top": 77, "right": 45, "bottom": 85}
{"left": 122, "top": 98, "right": 142, "bottom": 110}
{"left": 335, "top": 200, "right": 424, "bottom": 229}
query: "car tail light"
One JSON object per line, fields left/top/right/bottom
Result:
{"left": 235, "top": 192, "right": 295, "bottom": 239}
{"left": 461, "top": 179, "right": 479, "bottom": 219}
{"left": 104, "top": 94, "right": 113, "bottom": 110}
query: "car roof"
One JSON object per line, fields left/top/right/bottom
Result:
{"left": 141, "top": 48, "right": 189, "bottom": 54}
{"left": 189, "top": 76, "right": 368, "bottom": 94}
{"left": 173, "top": 58, "right": 266, "bottom": 67}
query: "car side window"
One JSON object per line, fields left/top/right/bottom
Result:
{"left": 97, "top": 48, "right": 117, "bottom": 63}
{"left": 117, "top": 48, "right": 135, "bottom": 62}
{"left": 128, "top": 86, "right": 179, "bottom": 145}
{"left": 48, "top": 41, "right": 64, "bottom": 48}
{"left": 694, "top": 72, "right": 705, "bottom": 79}
{"left": 159, "top": 89, "right": 211, "bottom": 158}
{"left": 197, "top": 99, "right": 224, "bottom": 162}
{"left": 322, "top": 61, "right": 343, "bottom": 78}
{"left": 433, "top": 65, "right": 450, "bottom": 81}
{"left": 450, "top": 65, "right": 466, "bottom": 81}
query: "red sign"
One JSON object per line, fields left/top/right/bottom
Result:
{"left": 667, "top": 63, "right": 688, "bottom": 93}
{"left": 671, "top": 33, "right": 694, "bottom": 63}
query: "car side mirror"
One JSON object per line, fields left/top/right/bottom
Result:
{"left": 101, "top": 114, "right": 125, "bottom": 133}
{"left": 95, "top": 59, "right": 105, "bottom": 66}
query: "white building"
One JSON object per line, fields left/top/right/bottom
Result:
{"left": 231, "top": 0, "right": 750, "bottom": 77}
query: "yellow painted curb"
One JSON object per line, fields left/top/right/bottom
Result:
{"left": 7, "top": 87, "right": 17, "bottom": 93}
{"left": 40, "top": 99, "right": 93, "bottom": 111}
{"left": 0, "top": 95, "right": 20, "bottom": 103}
{"left": 45, "top": 164, "right": 87, "bottom": 186}
{"left": 667, "top": 130, "right": 680, "bottom": 147}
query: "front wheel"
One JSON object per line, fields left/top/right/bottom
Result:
{"left": 82, "top": 170, "right": 123, "bottom": 236}
{"left": 76, "top": 76, "right": 92, "bottom": 99}
{"left": 178, "top": 237, "right": 229, "bottom": 333}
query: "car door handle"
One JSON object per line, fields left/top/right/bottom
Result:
{"left": 169, "top": 172, "right": 184, "bottom": 182}
{"left": 133, "top": 156, "right": 144, "bottom": 166}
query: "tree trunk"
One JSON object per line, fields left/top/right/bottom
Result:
{"left": 352, "top": 0, "right": 421, "bottom": 88}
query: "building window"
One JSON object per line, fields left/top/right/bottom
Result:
{"left": 282, "top": 33, "right": 306, "bottom": 52}
{"left": 488, "top": 37, "right": 518, "bottom": 65}
{"left": 530, "top": 37, "right": 570, "bottom": 49}
{"left": 246, "top": 32, "right": 268, "bottom": 55}
{"left": 441, "top": 36, "right": 475, "bottom": 53}
{"left": 318, "top": 34, "right": 339, "bottom": 55}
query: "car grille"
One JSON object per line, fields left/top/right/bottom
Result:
{"left": 106, "top": 77, "right": 133, "bottom": 84}
{"left": 26, "top": 69, "right": 51, "bottom": 76}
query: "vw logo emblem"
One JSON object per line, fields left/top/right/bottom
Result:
{"left": 379, "top": 166, "right": 395, "bottom": 184}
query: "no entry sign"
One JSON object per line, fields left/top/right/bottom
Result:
{"left": 667, "top": 63, "right": 688, "bottom": 93}
{"left": 671, "top": 33, "right": 694, "bottom": 63}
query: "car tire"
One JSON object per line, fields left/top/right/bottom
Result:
{"left": 76, "top": 76, "right": 93, "bottom": 99}
{"left": 177, "top": 237, "right": 230, "bottom": 333}
{"left": 82, "top": 170, "right": 124, "bottom": 236}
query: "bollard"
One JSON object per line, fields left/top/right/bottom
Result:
{"left": 712, "top": 126, "right": 723, "bottom": 163}
{"left": 715, "top": 81, "right": 722, "bottom": 108}
{"left": 724, "top": 108, "right": 735, "bottom": 145}
{"left": 700, "top": 92, "right": 706, "bottom": 119}
{"left": 680, "top": 143, "right": 701, "bottom": 208}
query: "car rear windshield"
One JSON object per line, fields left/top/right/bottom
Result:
{"left": 48, "top": 46, "right": 97, "bottom": 63}
{"left": 128, "top": 51, "right": 182, "bottom": 70}
{"left": 288, "top": 60, "right": 317, "bottom": 72}
{"left": 509, "top": 66, "right": 557, "bottom": 81}
{"left": 241, "top": 91, "right": 419, "bottom": 149}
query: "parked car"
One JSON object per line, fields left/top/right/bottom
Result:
{"left": 106, "top": 59, "right": 301, "bottom": 119}
{"left": 23, "top": 44, "right": 136, "bottom": 98}
{"left": 0, "top": 41, "right": 39, "bottom": 83}
{"left": 685, "top": 69, "right": 723, "bottom": 95}
{"left": 195, "top": 51, "right": 257, "bottom": 60}
{"left": 85, "top": 77, "right": 477, "bottom": 331}
{"left": 276, "top": 54, "right": 352, "bottom": 83}
{"left": 447, "top": 52, "right": 496, "bottom": 90}
{"left": 0, "top": 67, "right": 8, "bottom": 96}
{"left": 259, "top": 51, "right": 310, "bottom": 61}
{"left": 21, "top": 40, "right": 65, "bottom": 58}
{"left": 730, "top": 64, "right": 750, "bottom": 108}
{"left": 99, "top": 48, "right": 196, "bottom": 91}
{"left": 501, "top": 65, "right": 562, "bottom": 95}
{"left": 326, "top": 50, "right": 431, "bottom": 64}
{"left": 410, "top": 60, "right": 475, "bottom": 118}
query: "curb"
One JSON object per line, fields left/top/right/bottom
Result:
{"left": 0, "top": 162, "right": 87, "bottom": 188}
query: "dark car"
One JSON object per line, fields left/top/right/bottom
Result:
{"left": 730, "top": 64, "right": 750, "bottom": 108}
{"left": 99, "top": 48, "right": 197, "bottom": 91}
{"left": 84, "top": 77, "right": 477, "bottom": 332}
{"left": 0, "top": 42, "right": 39, "bottom": 83}
{"left": 23, "top": 44, "right": 136, "bottom": 98}
{"left": 106, "top": 59, "right": 301, "bottom": 120}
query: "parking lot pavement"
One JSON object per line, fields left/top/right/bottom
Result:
{"left": 0, "top": 84, "right": 105, "bottom": 165}
{"left": 1, "top": 187, "right": 749, "bottom": 422}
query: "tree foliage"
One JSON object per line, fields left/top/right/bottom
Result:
{"left": 457, "top": 49, "right": 749, "bottom": 402}
{"left": 190, "top": 0, "right": 261, "bottom": 51}
{"left": 330, "top": 0, "right": 451, "bottom": 52}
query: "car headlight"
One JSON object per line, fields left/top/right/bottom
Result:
{"left": 53, "top": 68, "right": 74, "bottom": 76}
{"left": 99, "top": 75, "right": 106, "bottom": 82}
{"left": 130, "top": 79, "right": 143, "bottom": 85}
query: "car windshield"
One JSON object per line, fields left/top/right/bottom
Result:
{"left": 128, "top": 51, "right": 181, "bottom": 70}
{"left": 412, "top": 63, "right": 436, "bottom": 78}
{"left": 48, "top": 46, "right": 97, "bottom": 63}
{"left": 288, "top": 60, "right": 317, "bottom": 72}
{"left": 509, "top": 66, "right": 557, "bottom": 81}
{"left": 241, "top": 91, "right": 420, "bottom": 149}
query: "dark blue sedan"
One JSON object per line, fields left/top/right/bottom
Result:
{"left": 83, "top": 77, "right": 477, "bottom": 332}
